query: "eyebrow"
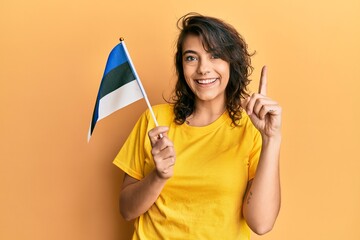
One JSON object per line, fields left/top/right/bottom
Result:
{"left": 182, "top": 50, "right": 198, "bottom": 56}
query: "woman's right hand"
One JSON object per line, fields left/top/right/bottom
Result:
{"left": 148, "top": 126, "right": 176, "bottom": 180}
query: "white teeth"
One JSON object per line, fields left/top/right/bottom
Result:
{"left": 197, "top": 78, "right": 217, "bottom": 84}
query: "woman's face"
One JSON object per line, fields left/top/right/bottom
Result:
{"left": 182, "top": 35, "right": 230, "bottom": 106}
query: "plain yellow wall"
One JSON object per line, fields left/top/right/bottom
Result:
{"left": 1, "top": 0, "right": 359, "bottom": 239}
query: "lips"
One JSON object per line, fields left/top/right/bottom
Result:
{"left": 195, "top": 78, "right": 218, "bottom": 85}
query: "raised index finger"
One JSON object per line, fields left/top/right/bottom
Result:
{"left": 258, "top": 65, "right": 268, "bottom": 96}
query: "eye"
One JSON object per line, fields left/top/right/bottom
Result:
{"left": 184, "top": 55, "right": 197, "bottom": 62}
{"left": 211, "top": 53, "right": 221, "bottom": 59}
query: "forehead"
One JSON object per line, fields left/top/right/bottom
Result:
{"left": 182, "top": 34, "right": 207, "bottom": 52}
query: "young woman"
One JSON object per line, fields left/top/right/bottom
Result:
{"left": 114, "top": 13, "right": 282, "bottom": 240}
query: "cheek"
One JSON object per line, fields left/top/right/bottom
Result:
{"left": 219, "top": 64, "right": 230, "bottom": 80}
{"left": 184, "top": 77, "right": 194, "bottom": 90}
{"left": 220, "top": 63, "right": 230, "bottom": 73}
{"left": 183, "top": 65, "right": 193, "bottom": 77}
{"left": 182, "top": 70, "right": 192, "bottom": 86}
{"left": 183, "top": 67, "right": 196, "bottom": 84}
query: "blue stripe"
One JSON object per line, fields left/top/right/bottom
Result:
{"left": 103, "top": 43, "right": 128, "bottom": 76}
{"left": 90, "top": 62, "right": 136, "bottom": 135}
{"left": 91, "top": 96, "right": 100, "bottom": 135}
{"left": 90, "top": 42, "right": 133, "bottom": 136}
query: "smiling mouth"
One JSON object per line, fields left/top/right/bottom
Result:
{"left": 195, "top": 78, "right": 218, "bottom": 84}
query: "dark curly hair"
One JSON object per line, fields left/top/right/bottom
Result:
{"left": 172, "top": 13, "right": 254, "bottom": 126}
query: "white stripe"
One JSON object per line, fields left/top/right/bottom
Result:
{"left": 97, "top": 80, "right": 143, "bottom": 121}
{"left": 121, "top": 41, "right": 159, "bottom": 127}
{"left": 87, "top": 122, "right": 92, "bottom": 142}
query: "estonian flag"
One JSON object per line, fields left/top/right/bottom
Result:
{"left": 88, "top": 41, "right": 144, "bottom": 141}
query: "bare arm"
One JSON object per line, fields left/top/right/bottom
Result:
{"left": 242, "top": 66, "right": 282, "bottom": 235}
{"left": 120, "top": 172, "right": 167, "bottom": 221}
{"left": 243, "top": 135, "right": 281, "bottom": 235}
{"left": 119, "top": 126, "right": 176, "bottom": 221}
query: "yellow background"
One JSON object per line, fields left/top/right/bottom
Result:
{"left": 1, "top": 0, "right": 359, "bottom": 239}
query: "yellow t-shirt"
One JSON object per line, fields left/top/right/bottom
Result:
{"left": 113, "top": 104, "right": 262, "bottom": 240}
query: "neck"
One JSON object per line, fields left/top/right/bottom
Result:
{"left": 186, "top": 101, "right": 226, "bottom": 127}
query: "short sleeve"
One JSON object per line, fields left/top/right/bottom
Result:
{"left": 248, "top": 128, "right": 262, "bottom": 180}
{"left": 113, "top": 111, "right": 149, "bottom": 180}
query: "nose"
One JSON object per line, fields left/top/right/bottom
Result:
{"left": 197, "top": 58, "right": 211, "bottom": 75}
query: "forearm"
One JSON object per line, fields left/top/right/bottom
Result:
{"left": 120, "top": 170, "right": 167, "bottom": 221}
{"left": 243, "top": 135, "right": 281, "bottom": 235}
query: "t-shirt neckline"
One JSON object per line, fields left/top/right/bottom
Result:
{"left": 181, "top": 111, "right": 230, "bottom": 135}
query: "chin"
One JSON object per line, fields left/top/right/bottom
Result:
{"left": 196, "top": 94, "right": 223, "bottom": 102}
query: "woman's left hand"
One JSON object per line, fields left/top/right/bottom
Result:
{"left": 242, "top": 66, "right": 282, "bottom": 138}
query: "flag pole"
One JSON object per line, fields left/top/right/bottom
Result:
{"left": 119, "top": 38, "right": 159, "bottom": 127}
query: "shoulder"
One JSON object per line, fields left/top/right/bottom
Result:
{"left": 143, "top": 103, "right": 174, "bottom": 126}
{"left": 152, "top": 103, "right": 173, "bottom": 113}
{"left": 234, "top": 111, "right": 260, "bottom": 135}
{"left": 234, "top": 111, "right": 251, "bottom": 127}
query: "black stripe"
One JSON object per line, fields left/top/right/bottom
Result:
{"left": 99, "top": 62, "right": 136, "bottom": 99}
